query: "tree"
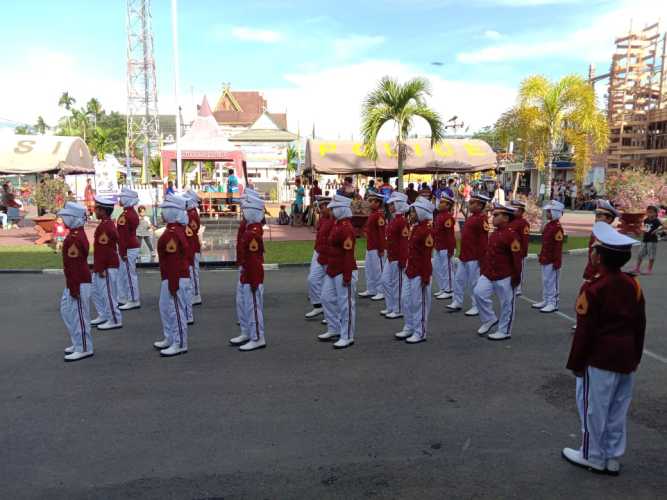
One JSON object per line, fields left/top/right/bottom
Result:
{"left": 86, "top": 98, "right": 103, "bottom": 125}
{"left": 58, "top": 92, "right": 76, "bottom": 134}
{"left": 148, "top": 156, "right": 162, "bottom": 179}
{"left": 515, "top": 74, "right": 608, "bottom": 193}
{"left": 90, "top": 127, "right": 113, "bottom": 159}
{"left": 361, "top": 76, "right": 445, "bottom": 191}
{"left": 14, "top": 124, "right": 32, "bottom": 135}
{"left": 286, "top": 144, "right": 299, "bottom": 175}
{"left": 34, "top": 116, "right": 49, "bottom": 135}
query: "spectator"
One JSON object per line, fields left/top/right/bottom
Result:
{"left": 444, "top": 179, "right": 455, "bottom": 198}
{"left": 136, "top": 205, "right": 156, "bottom": 256}
{"left": 365, "top": 179, "right": 377, "bottom": 200}
{"left": 569, "top": 182, "right": 578, "bottom": 210}
{"left": 54, "top": 216, "right": 68, "bottom": 252}
{"left": 226, "top": 169, "right": 238, "bottom": 204}
{"left": 278, "top": 205, "right": 290, "bottom": 225}
{"left": 165, "top": 180, "right": 175, "bottom": 196}
{"left": 406, "top": 182, "right": 418, "bottom": 203}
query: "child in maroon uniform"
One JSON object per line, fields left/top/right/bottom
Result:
{"left": 381, "top": 191, "right": 409, "bottom": 319}
{"left": 58, "top": 202, "right": 93, "bottom": 362}
{"left": 153, "top": 194, "right": 191, "bottom": 357}
{"left": 432, "top": 193, "right": 456, "bottom": 300}
{"left": 117, "top": 187, "right": 141, "bottom": 310}
{"left": 90, "top": 195, "right": 122, "bottom": 330}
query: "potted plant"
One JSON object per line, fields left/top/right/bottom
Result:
{"left": 604, "top": 170, "right": 667, "bottom": 236}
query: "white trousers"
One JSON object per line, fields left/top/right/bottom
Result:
{"left": 158, "top": 278, "right": 189, "bottom": 349}
{"left": 432, "top": 249, "right": 454, "bottom": 293}
{"left": 321, "top": 272, "right": 358, "bottom": 340}
{"left": 364, "top": 249, "right": 384, "bottom": 295}
{"left": 576, "top": 367, "right": 635, "bottom": 465}
{"left": 238, "top": 284, "right": 265, "bottom": 341}
{"left": 236, "top": 268, "right": 243, "bottom": 322}
{"left": 185, "top": 266, "right": 194, "bottom": 323}
{"left": 453, "top": 260, "right": 480, "bottom": 307}
{"left": 473, "top": 276, "right": 517, "bottom": 335}
{"left": 307, "top": 251, "right": 327, "bottom": 305}
{"left": 118, "top": 248, "right": 140, "bottom": 303}
{"left": 92, "top": 269, "right": 122, "bottom": 325}
{"left": 516, "top": 258, "right": 526, "bottom": 295}
{"left": 382, "top": 260, "right": 404, "bottom": 315}
{"left": 402, "top": 276, "right": 431, "bottom": 339}
{"left": 60, "top": 283, "right": 92, "bottom": 353}
{"left": 540, "top": 264, "right": 560, "bottom": 308}
{"left": 191, "top": 252, "right": 201, "bottom": 298}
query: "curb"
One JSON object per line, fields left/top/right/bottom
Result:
{"left": 0, "top": 252, "right": 593, "bottom": 274}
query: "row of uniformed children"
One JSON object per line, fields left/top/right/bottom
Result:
{"left": 58, "top": 189, "right": 203, "bottom": 361}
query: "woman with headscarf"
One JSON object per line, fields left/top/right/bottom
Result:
{"left": 117, "top": 187, "right": 142, "bottom": 310}
{"left": 153, "top": 194, "right": 191, "bottom": 357}
{"left": 58, "top": 202, "right": 94, "bottom": 362}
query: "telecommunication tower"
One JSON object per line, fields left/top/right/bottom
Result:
{"left": 126, "top": 0, "right": 160, "bottom": 179}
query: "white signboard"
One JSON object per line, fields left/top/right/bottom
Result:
{"left": 94, "top": 154, "right": 120, "bottom": 196}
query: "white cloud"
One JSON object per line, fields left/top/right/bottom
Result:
{"left": 458, "top": 0, "right": 667, "bottom": 64}
{"left": 333, "top": 35, "right": 386, "bottom": 60}
{"left": 230, "top": 26, "right": 284, "bottom": 43}
{"left": 260, "top": 60, "right": 516, "bottom": 139}
{"left": 484, "top": 30, "right": 503, "bottom": 40}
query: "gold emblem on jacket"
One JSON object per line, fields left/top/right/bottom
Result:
{"left": 98, "top": 232, "right": 109, "bottom": 245}
{"left": 378, "top": 217, "right": 385, "bottom": 227}
{"left": 575, "top": 292, "right": 588, "bottom": 315}
{"left": 67, "top": 244, "right": 79, "bottom": 258}
{"left": 249, "top": 238, "right": 259, "bottom": 252}
{"left": 444, "top": 219, "right": 453, "bottom": 228}
{"left": 555, "top": 230, "right": 564, "bottom": 241}
{"left": 401, "top": 227, "right": 409, "bottom": 237}
{"left": 185, "top": 226, "right": 194, "bottom": 237}
{"left": 343, "top": 237, "right": 353, "bottom": 250}
{"left": 117, "top": 215, "right": 127, "bottom": 226}
{"left": 425, "top": 234, "right": 434, "bottom": 248}
{"left": 483, "top": 221, "right": 490, "bottom": 231}
{"left": 523, "top": 226, "right": 529, "bottom": 235}
{"left": 166, "top": 238, "right": 177, "bottom": 253}
{"left": 511, "top": 240, "right": 521, "bottom": 252}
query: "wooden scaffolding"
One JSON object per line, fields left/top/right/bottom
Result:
{"left": 589, "top": 22, "right": 667, "bottom": 172}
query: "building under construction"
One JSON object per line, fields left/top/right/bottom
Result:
{"left": 590, "top": 22, "right": 667, "bottom": 173}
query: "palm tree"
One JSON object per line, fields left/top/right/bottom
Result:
{"left": 361, "top": 76, "right": 445, "bottom": 191}
{"left": 86, "top": 98, "right": 103, "bottom": 127}
{"left": 14, "top": 124, "right": 32, "bottom": 135}
{"left": 515, "top": 74, "right": 608, "bottom": 195}
{"left": 286, "top": 144, "right": 299, "bottom": 175}
{"left": 58, "top": 92, "right": 76, "bottom": 134}
{"left": 34, "top": 116, "right": 49, "bottom": 135}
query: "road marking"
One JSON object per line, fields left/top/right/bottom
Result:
{"left": 519, "top": 294, "right": 667, "bottom": 365}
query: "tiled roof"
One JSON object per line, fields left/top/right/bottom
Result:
{"left": 212, "top": 89, "right": 287, "bottom": 130}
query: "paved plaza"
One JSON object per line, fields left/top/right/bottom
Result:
{"left": 2, "top": 254, "right": 666, "bottom": 499}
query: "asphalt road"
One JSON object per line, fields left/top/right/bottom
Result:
{"left": 2, "top": 252, "right": 666, "bottom": 499}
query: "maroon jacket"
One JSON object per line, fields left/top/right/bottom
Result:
{"left": 539, "top": 220, "right": 564, "bottom": 269}
{"left": 235, "top": 219, "right": 247, "bottom": 266}
{"left": 582, "top": 234, "right": 599, "bottom": 280}
{"left": 158, "top": 223, "right": 190, "bottom": 294}
{"left": 327, "top": 218, "right": 357, "bottom": 283}
{"left": 93, "top": 217, "right": 120, "bottom": 273}
{"left": 62, "top": 228, "right": 92, "bottom": 297}
{"left": 459, "top": 212, "right": 489, "bottom": 262}
{"left": 406, "top": 220, "right": 433, "bottom": 284}
{"left": 315, "top": 215, "right": 335, "bottom": 266}
{"left": 386, "top": 214, "right": 409, "bottom": 268}
{"left": 481, "top": 225, "right": 523, "bottom": 287}
{"left": 187, "top": 208, "right": 201, "bottom": 255}
{"left": 365, "top": 209, "right": 386, "bottom": 253}
{"left": 433, "top": 209, "right": 456, "bottom": 254}
{"left": 117, "top": 207, "right": 140, "bottom": 258}
{"left": 567, "top": 270, "right": 645, "bottom": 374}
{"left": 239, "top": 223, "right": 264, "bottom": 289}
{"left": 508, "top": 216, "right": 530, "bottom": 258}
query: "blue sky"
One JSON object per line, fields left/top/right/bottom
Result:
{"left": 1, "top": 0, "right": 663, "bottom": 137}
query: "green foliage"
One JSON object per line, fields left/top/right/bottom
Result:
{"left": 148, "top": 156, "right": 162, "bottom": 179}
{"left": 472, "top": 126, "right": 501, "bottom": 150}
{"left": 14, "top": 124, "right": 32, "bottom": 135}
{"left": 361, "top": 76, "right": 445, "bottom": 190}
{"left": 286, "top": 144, "right": 298, "bottom": 174}
{"left": 202, "top": 160, "right": 216, "bottom": 179}
{"left": 34, "top": 178, "right": 70, "bottom": 214}
{"left": 34, "top": 116, "right": 48, "bottom": 135}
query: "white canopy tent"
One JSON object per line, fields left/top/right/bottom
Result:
{"left": 0, "top": 134, "right": 94, "bottom": 175}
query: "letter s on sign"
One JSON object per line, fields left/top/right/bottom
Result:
{"left": 14, "top": 140, "right": 36, "bottom": 154}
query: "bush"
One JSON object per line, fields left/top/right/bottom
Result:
{"left": 34, "top": 178, "right": 71, "bottom": 214}
{"left": 605, "top": 169, "right": 667, "bottom": 212}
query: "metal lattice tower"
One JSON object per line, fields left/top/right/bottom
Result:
{"left": 126, "top": 0, "right": 160, "bottom": 172}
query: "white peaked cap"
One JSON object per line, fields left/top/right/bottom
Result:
{"left": 160, "top": 193, "right": 187, "bottom": 210}
{"left": 328, "top": 193, "right": 352, "bottom": 209}
{"left": 185, "top": 189, "right": 201, "bottom": 202}
{"left": 592, "top": 221, "right": 639, "bottom": 251}
{"left": 94, "top": 194, "right": 115, "bottom": 207}
{"left": 120, "top": 187, "right": 138, "bottom": 199}
{"left": 595, "top": 199, "right": 619, "bottom": 218}
{"left": 58, "top": 202, "right": 87, "bottom": 218}
{"left": 243, "top": 196, "right": 265, "bottom": 211}
{"left": 411, "top": 195, "right": 435, "bottom": 213}
{"left": 387, "top": 191, "right": 408, "bottom": 204}
{"left": 544, "top": 200, "right": 565, "bottom": 212}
